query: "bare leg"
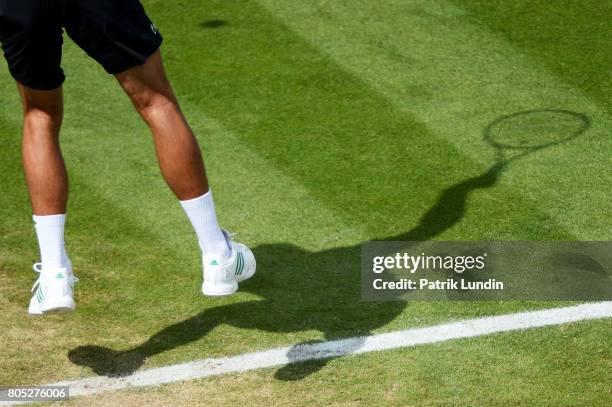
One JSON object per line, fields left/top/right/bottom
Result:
{"left": 19, "top": 85, "right": 68, "bottom": 215}
{"left": 115, "top": 50, "right": 230, "bottom": 259}
{"left": 115, "top": 50, "right": 208, "bottom": 200}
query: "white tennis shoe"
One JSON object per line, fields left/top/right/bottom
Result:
{"left": 28, "top": 263, "right": 79, "bottom": 315}
{"left": 202, "top": 231, "right": 256, "bottom": 296}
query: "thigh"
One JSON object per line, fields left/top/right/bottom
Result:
{"left": 63, "top": 0, "right": 163, "bottom": 75}
{"left": 0, "top": 0, "right": 64, "bottom": 90}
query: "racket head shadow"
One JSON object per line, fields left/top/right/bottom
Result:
{"left": 484, "top": 109, "right": 590, "bottom": 150}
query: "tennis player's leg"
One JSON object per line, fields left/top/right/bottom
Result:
{"left": 62, "top": 0, "right": 255, "bottom": 294}
{"left": 114, "top": 50, "right": 255, "bottom": 295}
{"left": 114, "top": 51, "right": 209, "bottom": 200}
{"left": 19, "top": 86, "right": 68, "bottom": 216}
{"left": 0, "top": 1, "right": 78, "bottom": 314}
{"left": 114, "top": 50, "right": 231, "bottom": 257}
{"left": 19, "top": 85, "right": 78, "bottom": 314}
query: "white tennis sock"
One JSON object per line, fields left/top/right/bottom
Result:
{"left": 33, "top": 214, "right": 71, "bottom": 271}
{"left": 180, "top": 191, "right": 231, "bottom": 261}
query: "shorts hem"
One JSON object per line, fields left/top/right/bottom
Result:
{"left": 103, "top": 38, "right": 163, "bottom": 75}
{"left": 11, "top": 72, "right": 65, "bottom": 91}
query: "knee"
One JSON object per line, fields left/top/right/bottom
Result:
{"left": 120, "top": 71, "right": 177, "bottom": 115}
{"left": 23, "top": 104, "right": 63, "bottom": 133}
{"left": 131, "top": 89, "right": 181, "bottom": 127}
{"left": 18, "top": 86, "right": 64, "bottom": 129}
{"left": 132, "top": 89, "right": 175, "bottom": 115}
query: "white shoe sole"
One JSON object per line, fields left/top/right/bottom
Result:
{"left": 202, "top": 257, "right": 255, "bottom": 296}
{"left": 202, "top": 281, "right": 238, "bottom": 296}
{"left": 29, "top": 296, "right": 76, "bottom": 315}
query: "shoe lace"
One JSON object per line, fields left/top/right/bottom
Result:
{"left": 31, "top": 262, "right": 80, "bottom": 293}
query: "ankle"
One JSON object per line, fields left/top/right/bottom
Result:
{"left": 201, "top": 241, "right": 231, "bottom": 261}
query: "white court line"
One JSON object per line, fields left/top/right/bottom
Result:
{"left": 3, "top": 302, "right": 611, "bottom": 405}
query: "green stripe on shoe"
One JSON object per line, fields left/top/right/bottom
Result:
{"left": 235, "top": 252, "right": 244, "bottom": 276}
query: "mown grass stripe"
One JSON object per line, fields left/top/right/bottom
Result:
{"left": 255, "top": 0, "right": 612, "bottom": 240}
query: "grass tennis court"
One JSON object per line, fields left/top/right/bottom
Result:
{"left": 0, "top": 0, "right": 610, "bottom": 405}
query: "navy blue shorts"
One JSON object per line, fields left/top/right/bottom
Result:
{"left": 0, "top": 0, "right": 163, "bottom": 90}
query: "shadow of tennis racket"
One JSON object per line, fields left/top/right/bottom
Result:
{"left": 386, "top": 109, "right": 591, "bottom": 246}
{"left": 483, "top": 109, "right": 590, "bottom": 170}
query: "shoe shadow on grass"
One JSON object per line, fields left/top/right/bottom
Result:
{"left": 69, "top": 110, "right": 590, "bottom": 380}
